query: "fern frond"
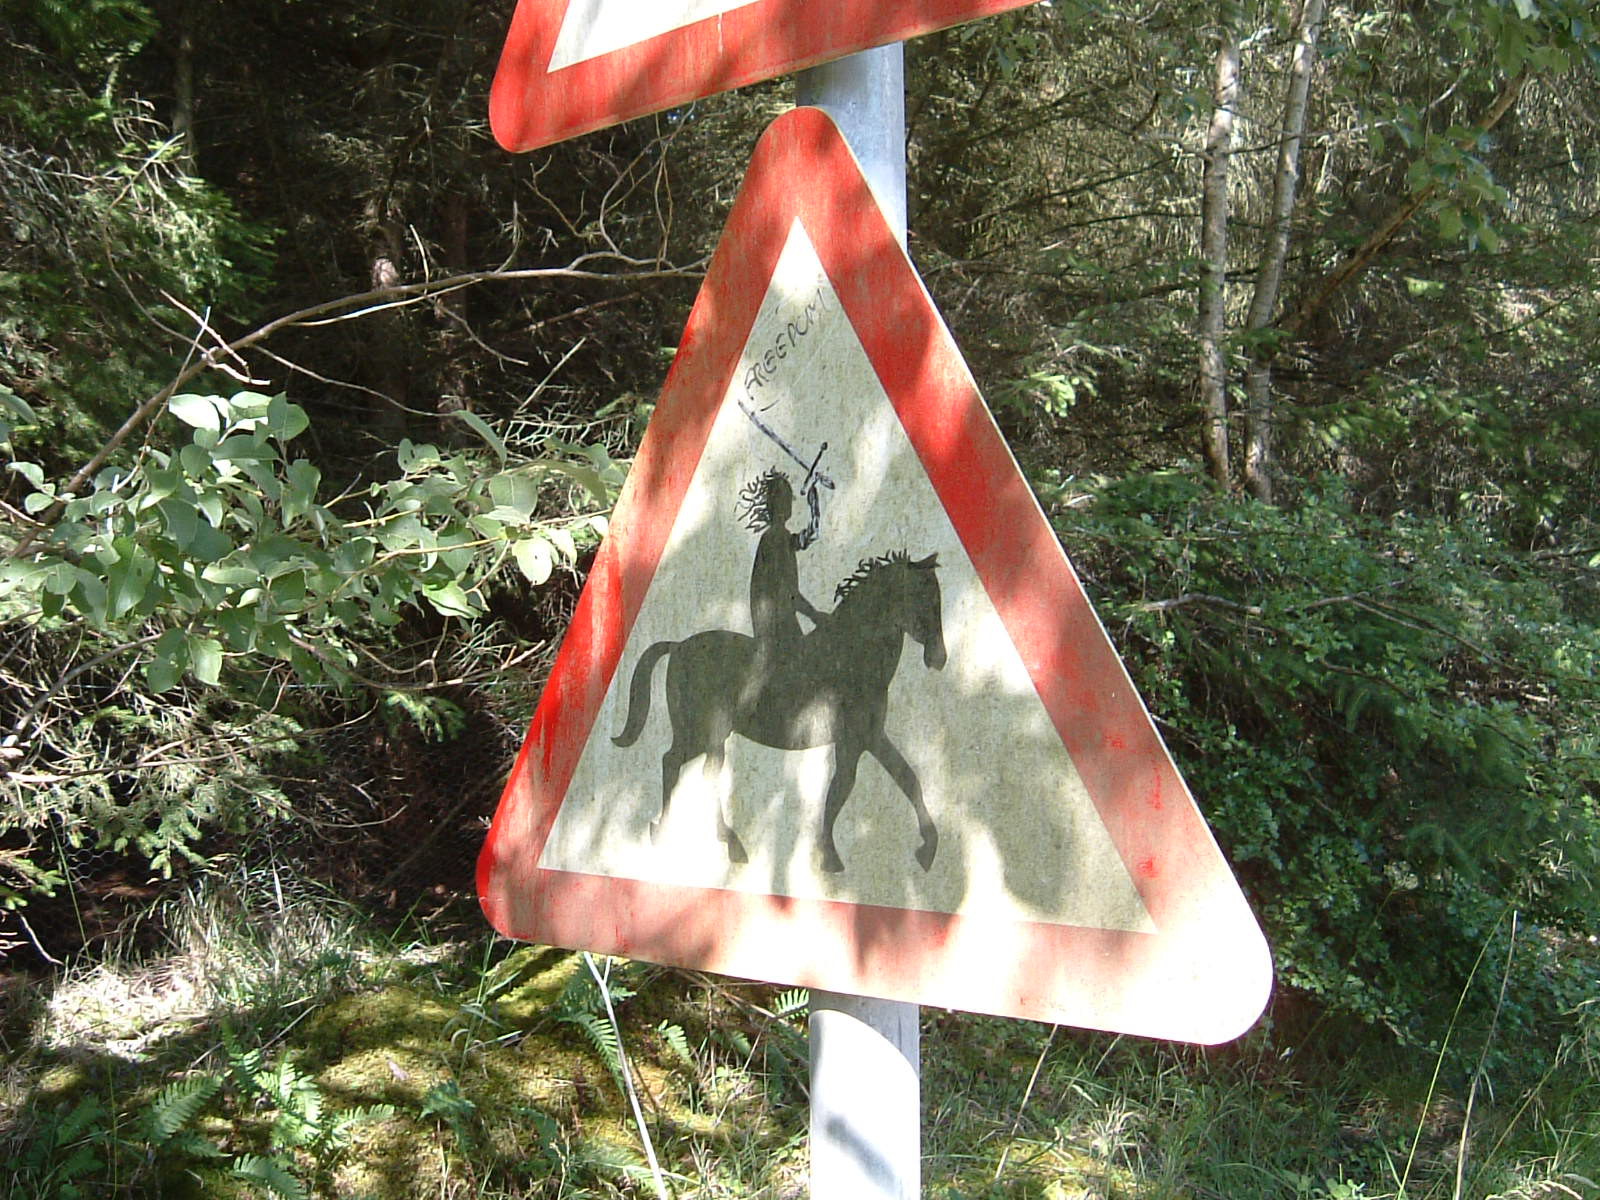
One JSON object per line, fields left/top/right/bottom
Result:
{"left": 271, "top": 1110, "right": 316, "bottom": 1151}
{"left": 575, "top": 1135, "right": 646, "bottom": 1174}
{"left": 145, "top": 1074, "right": 223, "bottom": 1143}
{"left": 566, "top": 1012, "right": 621, "bottom": 1071}
{"left": 324, "top": 1104, "right": 396, "bottom": 1150}
{"left": 53, "top": 1143, "right": 103, "bottom": 1184}
{"left": 165, "top": 1130, "right": 227, "bottom": 1159}
{"left": 554, "top": 965, "right": 602, "bottom": 1016}
{"left": 420, "top": 1081, "right": 476, "bottom": 1125}
{"left": 53, "top": 1095, "right": 107, "bottom": 1143}
{"left": 656, "top": 1020, "right": 695, "bottom": 1071}
{"left": 233, "top": 1153, "right": 309, "bottom": 1200}
{"left": 337, "top": 1103, "right": 397, "bottom": 1125}
{"left": 773, "top": 988, "right": 810, "bottom": 1019}
{"left": 224, "top": 1032, "right": 267, "bottom": 1098}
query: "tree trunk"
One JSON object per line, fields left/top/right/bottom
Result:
{"left": 366, "top": 224, "right": 412, "bottom": 446}
{"left": 1197, "top": 16, "right": 1240, "bottom": 485}
{"left": 360, "top": 31, "right": 411, "bottom": 446}
{"left": 172, "top": 0, "right": 196, "bottom": 173}
{"left": 1242, "top": 0, "right": 1326, "bottom": 503}
{"left": 436, "top": 190, "right": 471, "bottom": 421}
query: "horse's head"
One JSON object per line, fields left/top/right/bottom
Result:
{"left": 903, "top": 553, "right": 946, "bottom": 670}
{"left": 833, "top": 550, "right": 947, "bottom": 669}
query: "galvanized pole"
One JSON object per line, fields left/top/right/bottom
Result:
{"left": 795, "top": 43, "right": 921, "bottom": 1200}
{"left": 796, "top": 47, "right": 908, "bottom": 244}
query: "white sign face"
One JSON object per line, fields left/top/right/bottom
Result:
{"left": 537, "top": 219, "right": 1154, "bottom": 934}
{"left": 547, "top": 0, "right": 763, "bottom": 70}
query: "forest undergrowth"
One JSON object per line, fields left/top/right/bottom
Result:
{"left": 1, "top": 866, "right": 1595, "bottom": 1199}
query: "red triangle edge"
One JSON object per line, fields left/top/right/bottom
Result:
{"left": 478, "top": 106, "right": 1271, "bottom": 1042}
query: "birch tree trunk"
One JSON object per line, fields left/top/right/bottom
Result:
{"left": 1242, "top": 0, "right": 1326, "bottom": 503}
{"left": 1198, "top": 14, "right": 1240, "bottom": 485}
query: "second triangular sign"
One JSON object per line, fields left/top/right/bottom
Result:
{"left": 478, "top": 107, "right": 1271, "bottom": 1044}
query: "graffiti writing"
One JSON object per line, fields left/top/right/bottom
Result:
{"left": 742, "top": 278, "right": 832, "bottom": 402}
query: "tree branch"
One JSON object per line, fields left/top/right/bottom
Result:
{"left": 1280, "top": 69, "right": 1530, "bottom": 340}
{"left": 6, "top": 258, "right": 701, "bottom": 560}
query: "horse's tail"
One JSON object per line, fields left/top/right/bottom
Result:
{"left": 611, "top": 640, "right": 677, "bottom": 748}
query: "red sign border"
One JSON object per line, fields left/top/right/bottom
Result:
{"left": 491, "top": 0, "right": 1043, "bottom": 152}
{"left": 478, "top": 107, "right": 1271, "bottom": 1043}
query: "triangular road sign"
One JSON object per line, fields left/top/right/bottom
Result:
{"left": 491, "top": 0, "right": 1043, "bottom": 152}
{"left": 478, "top": 107, "right": 1271, "bottom": 1044}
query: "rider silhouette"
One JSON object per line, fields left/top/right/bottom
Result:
{"left": 737, "top": 468, "right": 824, "bottom": 653}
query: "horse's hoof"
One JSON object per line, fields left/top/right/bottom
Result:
{"left": 820, "top": 851, "right": 845, "bottom": 874}
{"left": 649, "top": 820, "right": 664, "bottom": 843}
{"left": 916, "top": 835, "right": 937, "bottom": 871}
{"left": 724, "top": 833, "right": 749, "bottom": 864}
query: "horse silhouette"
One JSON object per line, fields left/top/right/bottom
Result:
{"left": 612, "top": 551, "right": 945, "bottom": 874}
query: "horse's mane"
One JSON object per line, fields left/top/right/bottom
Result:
{"left": 833, "top": 550, "right": 938, "bottom": 605}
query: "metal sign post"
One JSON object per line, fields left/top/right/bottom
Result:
{"left": 482, "top": 10, "right": 1272, "bottom": 1191}
{"left": 795, "top": 45, "right": 921, "bottom": 1200}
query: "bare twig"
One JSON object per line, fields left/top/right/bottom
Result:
{"left": 6, "top": 257, "right": 702, "bottom": 560}
{"left": 584, "top": 953, "right": 672, "bottom": 1200}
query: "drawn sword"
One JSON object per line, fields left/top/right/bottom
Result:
{"left": 737, "top": 398, "right": 836, "bottom": 493}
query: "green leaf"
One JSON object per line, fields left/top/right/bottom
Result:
{"left": 544, "top": 460, "right": 611, "bottom": 507}
{"left": 450, "top": 409, "right": 509, "bottom": 463}
{"left": 396, "top": 440, "right": 443, "bottom": 473}
{"left": 216, "top": 607, "right": 257, "bottom": 651}
{"left": 422, "top": 580, "right": 481, "bottom": 618}
{"left": 376, "top": 514, "right": 423, "bottom": 552}
{"left": 42, "top": 560, "right": 77, "bottom": 595}
{"left": 70, "top": 570, "right": 109, "bottom": 624}
{"left": 488, "top": 471, "right": 541, "bottom": 518}
{"left": 146, "top": 629, "right": 188, "bottom": 694}
{"left": 268, "top": 570, "right": 308, "bottom": 611}
{"left": 143, "top": 467, "right": 182, "bottom": 506}
{"left": 333, "top": 538, "right": 376, "bottom": 574}
{"left": 283, "top": 459, "right": 321, "bottom": 522}
{"left": 211, "top": 435, "right": 276, "bottom": 464}
{"left": 195, "top": 489, "right": 225, "bottom": 527}
{"left": 168, "top": 393, "right": 223, "bottom": 434}
{"left": 267, "top": 394, "right": 310, "bottom": 443}
{"left": 107, "top": 554, "right": 152, "bottom": 619}
{"left": 547, "top": 526, "right": 577, "bottom": 564}
{"left": 189, "top": 636, "right": 224, "bottom": 685}
{"left": 228, "top": 391, "right": 276, "bottom": 420}
{"left": 158, "top": 497, "right": 200, "bottom": 549}
{"left": 512, "top": 537, "right": 554, "bottom": 586}
{"left": 9, "top": 461, "right": 46, "bottom": 489}
{"left": 0, "top": 385, "right": 39, "bottom": 426}
{"left": 179, "top": 443, "right": 213, "bottom": 478}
